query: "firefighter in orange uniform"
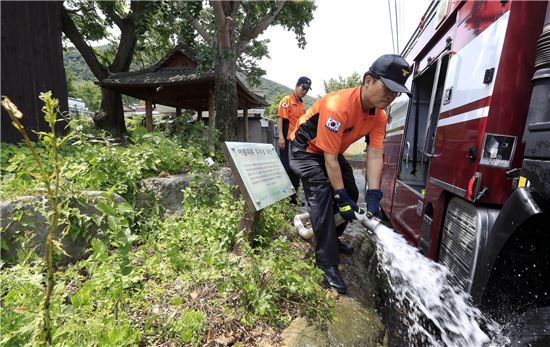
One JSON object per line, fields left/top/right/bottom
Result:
{"left": 277, "top": 76, "right": 311, "bottom": 204}
{"left": 289, "top": 55, "right": 411, "bottom": 294}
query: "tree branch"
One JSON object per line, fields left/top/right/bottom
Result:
{"left": 110, "top": 19, "right": 137, "bottom": 73}
{"left": 176, "top": 0, "right": 213, "bottom": 45}
{"left": 212, "top": 1, "right": 230, "bottom": 48}
{"left": 236, "top": 1, "right": 285, "bottom": 54}
{"left": 240, "top": 4, "right": 254, "bottom": 39}
{"left": 100, "top": 2, "right": 124, "bottom": 29}
{"left": 185, "top": 13, "right": 213, "bottom": 46}
{"left": 127, "top": 1, "right": 147, "bottom": 24}
{"left": 224, "top": 1, "right": 240, "bottom": 19}
{"left": 111, "top": 2, "right": 153, "bottom": 72}
{"left": 211, "top": 0, "right": 225, "bottom": 25}
{"left": 60, "top": 7, "right": 108, "bottom": 80}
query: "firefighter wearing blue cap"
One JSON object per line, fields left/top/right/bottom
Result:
{"left": 289, "top": 54, "right": 411, "bottom": 294}
{"left": 277, "top": 76, "right": 311, "bottom": 204}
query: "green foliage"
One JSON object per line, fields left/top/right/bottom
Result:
{"left": 263, "top": 92, "right": 287, "bottom": 121}
{"left": 0, "top": 94, "right": 333, "bottom": 346}
{"left": 167, "top": 309, "right": 207, "bottom": 345}
{"left": 255, "top": 200, "right": 296, "bottom": 244}
{"left": 324, "top": 72, "right": 362, "bottom": 94}
{"left": 236, "top": 238, "right": 333, "bottom": 327}
{"left": 161, "top": 179, "right": 333, "bottom": 329}
{"left": 63, "top": 47, "right": 96, "bottom": 81}
{"left": 0, "top": 264, "right": 48, "bottom": 346}
{"left": 272, "top": 0, "right": 317, "bottom": 49}
{"left": 1, "top": 173, "right": 333, "bottom": 345}
{"left": 65, "top": 68, "right": 78, "bottom": 97}
{"left": 157, "top": 112, "right": 216, "bottom": 157}
{"left": 1, "top": 126, "right": 208, "bottom": 201}
{"left": 63, "top": 1, "right": 177, "bottom": 70}
{"left": 66, "top": 114, "right": 102, "bottom": 136}
{"left": 72, "top": 80, "right": 102, "bottom": 111}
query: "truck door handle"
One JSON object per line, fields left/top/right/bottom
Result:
{"left": 421, "top": 149, "right": 434, "bottom": 158}
{"left": 405, "top": 141, "right": 411, "bottom": 169}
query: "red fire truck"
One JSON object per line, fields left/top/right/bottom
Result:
{"left": 381, "top": 0, "right": 550, "bottom": 329}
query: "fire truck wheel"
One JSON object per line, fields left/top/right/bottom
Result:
{"left": 502, "top": 306, "right": 550, "bottom": 346}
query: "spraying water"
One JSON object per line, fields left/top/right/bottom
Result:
{"left": 373, "top": 225, "right": 502, "bottom": 346}
{"left": 294, "top": 211, "right": 506, "bottom": 345}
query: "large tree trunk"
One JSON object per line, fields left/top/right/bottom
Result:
{"left": 93, "top": 88, "right": 127, "bottom": 136}
{"left": 214, "top": 51, "right": 239, "bottom": 142}
{"left": 61, "top": 3, "right": 141, "bottom": 138}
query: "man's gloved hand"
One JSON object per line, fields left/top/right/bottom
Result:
{"left": 334, "top": 189, "right": 359, "bottom": 222}
{"left": 366, "top": 189, "right": 383, "bottom": 218}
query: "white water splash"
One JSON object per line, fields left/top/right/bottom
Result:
{"left": 373, "top": 227, "right": 502, "bottom": 346}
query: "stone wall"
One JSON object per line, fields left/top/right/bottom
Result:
{"left": 0, "top": 192, "right": 125, "bottom": 264}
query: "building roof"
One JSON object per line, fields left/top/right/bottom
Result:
{"left": 98, "top": 43, "right": 267, "bottom": 110}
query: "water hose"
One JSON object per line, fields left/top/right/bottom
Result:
{"left": 293, "top": 212, "right": 314, "bottom": 239}
{"left": 294, "top": 208, "right": 393, "bottom": 239}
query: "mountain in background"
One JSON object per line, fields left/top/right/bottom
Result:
{"left": 63, "top": 47, "right": 316, "bottom": 108}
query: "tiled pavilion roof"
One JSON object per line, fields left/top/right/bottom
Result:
{"left": 98, "top": 44, "right": 267, "bottom": 110}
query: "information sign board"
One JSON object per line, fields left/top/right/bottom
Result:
{"left": 223, "top": 142, "right": 294, "bottom": 211}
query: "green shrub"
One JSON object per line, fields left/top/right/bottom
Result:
{"left": 168, "top": 308, "right": 207, "bottom": 345}
{"left": 0, "top": 100, "right": 333, "bottom": 346}
{"left": 1, "top": 131, "right": 208, "bottom": 201}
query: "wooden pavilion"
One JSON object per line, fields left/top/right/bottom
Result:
{"left": 98, "top": 44, "right": 268, "bottom": 140}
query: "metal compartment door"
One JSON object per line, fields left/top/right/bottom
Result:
{"left": 392, "top": 56, "right": 450, "bottom": 244}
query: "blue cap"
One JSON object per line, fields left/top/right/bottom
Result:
{"left": 369, "top": 54, "right": 411, "bottom": 94}
{"left": 296, "top": 76, "right": 312, "bottom": 90}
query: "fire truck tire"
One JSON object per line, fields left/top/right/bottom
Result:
{"left": 501, "top": 306, "right": 550, "bottom": 346}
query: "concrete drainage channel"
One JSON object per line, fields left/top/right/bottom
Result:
{"left": 280, "top": 220, "right": 385, "bottom": 347}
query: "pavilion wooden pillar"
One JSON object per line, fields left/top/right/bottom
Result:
{"left": 145, "top": 99, "right": 153, "bottom": 132}
{"left": 243, "top": 108, "right": 249, "bottom": 142}
{"left": 176, "top": 107, "right": 181, "bottom": 117}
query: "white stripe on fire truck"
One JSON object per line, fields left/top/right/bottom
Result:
{"left": 437, "top": 106, "right": 489, "bottom": 128}
{"left": 386, "top": 129, "right": 404, "bottom": 137}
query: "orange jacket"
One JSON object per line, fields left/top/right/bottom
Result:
{"left": 290, "top": 87, "right": 387, "bottom": 154}
{"left": 277, "top": 92, "right": 306, "bottom": 140}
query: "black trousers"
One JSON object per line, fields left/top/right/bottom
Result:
{"left": 279, "top": 138, "right": 301, "bottom": 201}
{"left": 289, "top": 142, "right": 358, "bottom": 266}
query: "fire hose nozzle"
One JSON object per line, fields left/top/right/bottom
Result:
{"left": 295, "top": 208, "right": 384, "bottom": 240}
{"left": 294, "top": 212, "right": 314, "bottom": 239}
{"left": 353, "top": 208, "right": 382, "bottom": 233}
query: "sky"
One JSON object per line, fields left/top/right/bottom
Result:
{"left": 258, "top": 0, "right": 431, "bottom": 97}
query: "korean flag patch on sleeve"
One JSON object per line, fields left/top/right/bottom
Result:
{"left": 281, "top": 102, "right": 289, "bottom": 109}
{"left": 325, "top": 117, "right": 341, "bottom": 132}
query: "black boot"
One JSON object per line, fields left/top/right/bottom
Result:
{"left": 338, "top": 240, "right": 354, "bottom": 255}
{"left": 319, "top": 265, "right": 347, "bottom": 294}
